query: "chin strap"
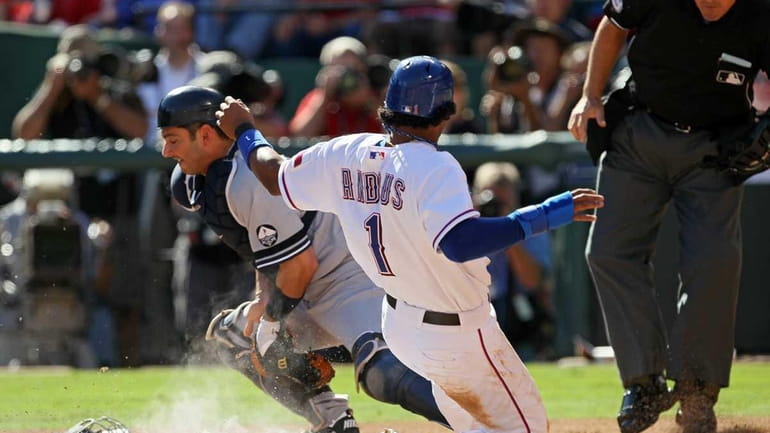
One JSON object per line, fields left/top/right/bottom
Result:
{"left": 384, "top": 125, "right": 438, "bottom": 148}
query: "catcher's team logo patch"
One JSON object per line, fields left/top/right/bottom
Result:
{"left": 257, "top": 224, "right": 278, "bottom": 247}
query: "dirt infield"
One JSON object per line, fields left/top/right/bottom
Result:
{"left": 360, "top": 417, "right": 770, "bottom": 433}
{"left": 11, "top": 416, "right": 770, "bottom": 433}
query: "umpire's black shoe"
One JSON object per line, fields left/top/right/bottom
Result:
{"left": 617, "top": 375, "right": 675, "bottom": 433}
{"left": 674, "top": 381, "right": 719, "bottom": 433}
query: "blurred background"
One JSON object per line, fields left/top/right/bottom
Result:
{"left": 0, "top": 0, "right": 769, "bottom": 370}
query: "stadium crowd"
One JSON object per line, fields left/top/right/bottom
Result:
{"left": 2, "top": 0, "right": 768, "bottom": 370}
{"left": 0, "top": 0, "right": 611, "bottom": 369}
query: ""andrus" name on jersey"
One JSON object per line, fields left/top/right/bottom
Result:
{"left": 341, "top": 168, "right": 404, "bottom": 209}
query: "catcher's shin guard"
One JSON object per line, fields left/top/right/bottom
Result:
{"left": 352, "top": 333, "right": 448, "bottom": 427}
{"left": 206, "top": 304, "right": 352, "bottom": 431}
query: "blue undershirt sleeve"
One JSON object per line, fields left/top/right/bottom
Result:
{"left": 440, "top": 191, "right": 574, "bottom": 263}
{"left": 440, "top": 216, "right": 526, "bottom": 262}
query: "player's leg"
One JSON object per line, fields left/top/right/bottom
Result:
{"left": 383, "top": 298, "right": 547, "bottom": 433}
{"left": 304, "top": 279, "right": 448, "bottom": 426}
{"left": 205, "top": 302, "right": 357, "bottom": 433}
{"left": 585, "top": 112, "right": 676, "bottom": 432}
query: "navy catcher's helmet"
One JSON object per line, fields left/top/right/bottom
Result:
{"left": 384, "top": 56, "right": 453, "bottom": 119}
{"left": 64, "top": 417, "right": 129, "bottom": 433}
{"left": 158, "top": 85, "right": 224, "bottom": 128}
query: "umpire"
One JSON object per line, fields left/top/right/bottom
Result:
{"left": 569, "top": 1, "right": 770, "bottom": 433}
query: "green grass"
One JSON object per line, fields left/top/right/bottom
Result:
{"left": 1, "top": 362, "right": 769, "bottom": 430}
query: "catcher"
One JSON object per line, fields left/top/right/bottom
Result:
{"left": 159, "top": 86, "right": 448, "bottom": 433}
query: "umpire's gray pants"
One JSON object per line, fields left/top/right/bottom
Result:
{"left": 585, "top": 111, "right": 743, "bottom": 387}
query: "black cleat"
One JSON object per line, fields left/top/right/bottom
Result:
{"left": 617, "top": 375, "right": 675, "bottom": 433}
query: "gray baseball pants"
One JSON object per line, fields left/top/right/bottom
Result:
{"left": 585, "top": 110, "right": 743, "bottom": 387}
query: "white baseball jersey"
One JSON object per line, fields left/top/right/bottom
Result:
{"left": 277, "top": 133, "right": 548, "bottom": 433}
{"left": 278, "top": 133, "right": 491, "bottom": 313}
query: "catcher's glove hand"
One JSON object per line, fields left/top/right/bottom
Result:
{"left": 249, "top": 325, "right": 335, "bottom": 389}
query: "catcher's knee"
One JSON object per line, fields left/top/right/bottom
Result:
{"left": 352, "top": 332, "right": 399, "bottom": 403}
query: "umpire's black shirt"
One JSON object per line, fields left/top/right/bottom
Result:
{"left": 605, "top": 0, "right": 770, "bottom": 128}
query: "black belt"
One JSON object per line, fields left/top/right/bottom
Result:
{"left": 386, "top": 294, "right": 460, "bottom": 326}
{"left": 647, "top": 110, "right": 697, "bottom": 134}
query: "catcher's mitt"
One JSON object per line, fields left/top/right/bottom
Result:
{"left": 249, "top": 326, "right": 335, "bottom": 389}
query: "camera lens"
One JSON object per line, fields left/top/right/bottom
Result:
{"left": 494, "top": 46, "right": 530, "bottom": 83}
{"left": 336, "top": 67, "right": 361, "bottom": 97}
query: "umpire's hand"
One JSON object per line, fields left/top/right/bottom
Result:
{"left": 571, "top": 188, "right": 604, "bottom": 222}
{"left": 568, "top": 96, "right": 606, "bottom": 143}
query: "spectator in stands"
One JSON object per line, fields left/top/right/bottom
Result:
{"left": 363, "top": 1, "right": 459, "bottom": 58}
{"left": 289, "top": 36, "right": 380, "bottom": 137}
{"left": 191, "top": 50, "right": 288, "bottom": 138}
{"left": 548, "top": 41, "right": 590, "bottom": 130}
{"left": 453, "top": 0, "right": 528, "bottom": 58}
{"left": 31, "top": 0, "right": 118, "bottom": 28}
{"left": 266, "top": 0, "right": 369, "bottom": 58}
{"left": 0, "top": 0, "right": 34, "bottom": 23}
{"left": 113, "top": 0, "right": 190, "bottom": 33}
{"left": 366, "top": 53, "right": 395, "bottom": 103}
{"left": 479, "top": 18, "right": 572, "bottom": 133}
{"left": 11, "top": 26, "right": 160, "bottom": 367}
{"left": 472, "top": 161, "right": 555, "bottom": 361}
{"left": 12, "top": 24, "right": 147, "bottom": 140}
{"left": 442, "top": 59, "right": 484, "bottom": 134}
{"left": 137, "top": 0, "right": 202, "bottom": 146}
{"left": 525, "top": 0, "right": 593, "bottom": 42}
{"left": 196, "top": 0, "right": 277, "bottom": 60}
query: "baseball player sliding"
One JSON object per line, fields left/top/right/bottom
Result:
{"left": 217, "top": 56, "right": 604, "bottom": 433}
{"left": 158, "top": 86, "right": 449, "bottom": 433}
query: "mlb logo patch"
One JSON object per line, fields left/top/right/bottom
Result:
{"left": 369, "top": 150, "right": 386, "bottom": 160}
{"left": 716, "top": 70, "right": 745, "bottom": 85}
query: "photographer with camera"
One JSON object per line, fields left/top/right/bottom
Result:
{"left": 472, "top": 162, "right": 555, "bottom": 361}
{"left": 289, "top": 36, "right": 380, "bottom": 138}
{"left": 12, "top": 25, "right": 147, "bottom": 140}
{"left": 480, "top": 18, "right": 574, "bottom": 134}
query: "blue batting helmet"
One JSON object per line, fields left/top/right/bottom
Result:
{"left": 384, "top": 56, "right": 453, "bottom": 119}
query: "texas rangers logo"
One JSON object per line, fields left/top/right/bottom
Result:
{"left": 257, "top": 224, "right": 278, "bottom": 247}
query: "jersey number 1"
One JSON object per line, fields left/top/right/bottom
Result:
{"left": 365, "top": 213, "right": 394, "bottom": 276}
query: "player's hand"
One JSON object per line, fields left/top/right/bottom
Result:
{"left": 568, "top": 96, "right": 605, "bottom": 143}
{"left": 254, "top": 317, "right": 281, "bottom": 356}
{"left": 571, "top": 188, "right": 604, "bottom": 222}
{"left": 216, "top": 96, "right": 256, "bottom": 139}
{"left": 242, "top": 297, "right": 266, "bottom": 337}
